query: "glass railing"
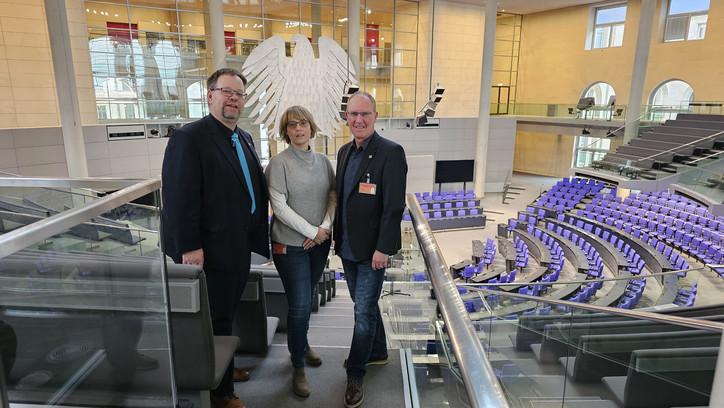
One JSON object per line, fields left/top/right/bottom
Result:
{"left": 674, "top": 158, "right": 724, "bottom": 204}
{"left": 0, "top": 177, "right": 175, "bottom": 407}
{"left": 382, "top": 194, "right": 508, "bottom": 408}
{"left": 457, "top": 279, "right": 723, "bottom": 408}
{"left": 509, "top": 103, "right": 627, "bottom": 121}
{"left": 397, "top": 192, "right": 724, "bottom": 407}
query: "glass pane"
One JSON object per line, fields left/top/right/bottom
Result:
{"left": 178, "top": 11, "right": 207, "bottom": 35}
{"left": 84, "top": 3, "right": 130, "bottom": 28}
{"left": 300, "top": 3, "right": 335, "bottom": 24}
{"left": 611, "top": 23, "right": 625, "bottom": 47}
{"left": 365, "top": 0, "right": 395, "bottom": 12}
{"left": 223, "top": 0, "right": 262, "bottom": 17}
{"left": 392, "top": 49, "right": 416, "bottom": 68}
{"left": 178, "top": 0, "right": 204, "bottom": 12}
{"left": 665, "top": 15, "right": 688, "bottom": 41}
{"left": 223, "top": 16, "right": 265, "bottom": 40}
{"left": 593, "top": 25, "right": 611, "bottom": 49}
{"left": 264, "top": 1, "right": 300, "bottom": 20}
{"left": 366, "top": 10, "right": 394, "bottom": 30}
{"left": 0, "top": 184, "right": 174, "bottom": 407}
{"left": 395, "top": 13, "right": 417, "bottom": 32}
{"left": 596, "top": 5, "right": 626, "bottom": 24}
{"left": 688, "top": 14, "right": 708, "bottom": 40}
{"left": 670, "top": 0, "right": 710, "bottom": 14}
{"left": 130, "top": 7, "right": 180, "bottom": 34}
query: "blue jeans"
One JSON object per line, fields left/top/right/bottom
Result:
{"left": 341, "top": 258, "right": 388, "bottom": 381}
{"left": 273, "top": 241, "right": 330, "bottom": 368}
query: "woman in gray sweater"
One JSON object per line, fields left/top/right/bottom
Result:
{"left": 264, "top": 105, "right": 336, "bottom": 397}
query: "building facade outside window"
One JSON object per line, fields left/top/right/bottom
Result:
{"left": 592, "top": 4, "right": 626, "bottom": 49}
{"left": 664, "top": 0, "right": 709, "bottom": 42}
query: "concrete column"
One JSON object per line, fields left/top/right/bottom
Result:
{"left": 623, "top": 0, "right": 656, "bottom": 144}
{"left": 44, "top": 0, "right": 88, "bottom": 178}
{"left": 207, "top": 0, "right": 226, "bottom": 70}
{"left": 312, "top": 3, "right": 322, "bottom": 43}
{"left": 348, "top": 0, "right": 360, "bottom": 82}
{"left": 473, "top": 0, "right": 496, "bottom": 198}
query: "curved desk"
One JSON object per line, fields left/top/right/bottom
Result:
{"left": 545, "top": 218, "right": 629, "bottom": 274}
{"left": 512, "top": 229, "right": 551, "bottom": 267}
{"left": 565, "top": 213, "right": 674, "bottom": 274}
{"left": 534, "top": 226, "right": 589, "bottom": 273}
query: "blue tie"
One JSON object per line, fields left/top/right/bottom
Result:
{"left": 231, "top": 133, "right": 256, "bottom": 214}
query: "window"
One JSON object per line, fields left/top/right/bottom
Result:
{"left": 583, "top": 81, "right": 615, "bottom": 120}
{"left": 665, "top": 0, "right": 709, "bottom": 42}
{"left": 574, "top": 136, "right": 611, "bottom": 168}
{"left": 649, "top": 79, "right": 694, "bottom": 121}
{"left": 592, "top": 4, "right": 626, "bottom": 49}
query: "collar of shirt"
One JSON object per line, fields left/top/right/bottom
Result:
{"left": 351, "top": 134, "right": 373, "bottom": 154}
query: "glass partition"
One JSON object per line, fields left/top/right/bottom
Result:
{"left": 399, "top": 192, "right": 724, "bottom": 408}
{"left": 459, "top": 277, "right": 721, "bottom": 408}
{"left": 0, "top": 178, "right": 175, "bottom": 407}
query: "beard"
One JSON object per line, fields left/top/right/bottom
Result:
{"left": 222, "top": 105, "right": 241, "bottom": 122}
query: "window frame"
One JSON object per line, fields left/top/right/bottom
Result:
{"left": 664, "top": 0, "right": 709, "bottom": 42}
{"left": 591, "top": 3, "right": 626, "bottom": 49}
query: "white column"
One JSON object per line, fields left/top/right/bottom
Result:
{"left": 44, "top": 0, "right": 88, "bottom": 178}
{"left": 473, "top": 0, "right": 496, "bottom": 198}
{"left": 623, "top": 0, "right": 656, "bottom": 144}
{"left": 207, "top": 0, "right": 226, "bottom": 70}
{"left": 348, "top": 0, "right": 360, "bottom": 82}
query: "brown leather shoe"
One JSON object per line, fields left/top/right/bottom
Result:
{"left": 210, "top": 392, "right": 246, "bottom": 408}
{"left": 233, "top": 368, "right": 250, "bottom": 382}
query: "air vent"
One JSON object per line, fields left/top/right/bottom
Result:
{"left": 107, "top": 124, "right": 146, "bottom": 141}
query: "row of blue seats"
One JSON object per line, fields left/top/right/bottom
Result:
{"left": 572, "top": 211, "right": 691, "bottom": 272}
{"left": 415, "top": 190, "right": 475, "bottom": 201}
{"left": 420, "top": 201, "right": 478, "bottom": 210}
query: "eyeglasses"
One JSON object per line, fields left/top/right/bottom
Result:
{"left": 211, "top": 87, "right": 247, "bottom": 99}
{"left": 287, "top": 120, "right": 310, "bottom": 128}
{"left": 347, "top": 111, "right": 374, "bottom": 118}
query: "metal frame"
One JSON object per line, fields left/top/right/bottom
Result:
{"left": 0, "top": 177, "right": 161, "bottom": 260}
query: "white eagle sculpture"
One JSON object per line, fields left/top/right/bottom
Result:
{"left": 242, "top": 34, "right": 357, "bottom": 139}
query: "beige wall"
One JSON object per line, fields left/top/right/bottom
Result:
{"left": 514, "top": 131, "right": 574, "bottom": 178}
{"left": 417, "top": 0, "right": 484, "bottom": 118}
{"left": 517, "top": 1, "right": 724, "bottom": 105}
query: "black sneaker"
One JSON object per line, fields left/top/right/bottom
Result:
{"left": 344, "top": 378, "right": 364, "bottom": 408}
{"left": 343, "top": 354, "right": 389, "bottom": 368}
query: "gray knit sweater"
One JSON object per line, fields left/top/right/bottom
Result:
{"left": 264, "top": 145, "right": 336, "bottom": 246}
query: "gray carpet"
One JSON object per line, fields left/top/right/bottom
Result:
{"left": 233, "top": 281, "right": 407, "bottom": 407}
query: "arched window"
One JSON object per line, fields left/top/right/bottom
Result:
{"left": 583, "top": 81, "right": 616, "bottom": 120}
{"left": 187, "top": 81, "right": 207, "bottom": 119}
{"left": 649, "top": 79, "right": 693, "bottom": 120}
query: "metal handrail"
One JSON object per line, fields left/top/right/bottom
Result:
{"left": 406, "top": 193, "right": 509, "bottom": 408}
{"left": 0, "top": 177, "right": 161, "bottom": 259}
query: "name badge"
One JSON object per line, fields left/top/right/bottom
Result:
{"left": 359, "top": 183, "right": 377, "bottom": 195}
{"left": 272, "top": 243, "right": 287, "bottom": 254}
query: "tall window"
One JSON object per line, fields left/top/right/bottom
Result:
{"left": 665, "top": 0, "right": 709, "bottom": 42}
{"left": 592, "top": 4, "right": 626, "bottom": 49}
{"left": 649, "top": 79, "right": 694, "bottom": 121}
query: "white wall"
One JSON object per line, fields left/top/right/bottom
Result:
{"left": 378, "top": 116, "right": 516, "bottom": 194}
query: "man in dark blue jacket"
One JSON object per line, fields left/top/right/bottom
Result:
{"left": 333, "top": 91, "right": 408, "bottom": 408}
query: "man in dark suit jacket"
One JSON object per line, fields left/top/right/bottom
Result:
{"left": 161, "top": 68, "right": 269, "bottom": 408}
{"left": 333, "top": 91, "right": 407, "bottom": 408}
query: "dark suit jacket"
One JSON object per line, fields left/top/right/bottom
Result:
{"left": 161, "top": 114, "right": 269, "bottom": 272}
{"left": 333, "top": 131, "right": 407, "bottom": 260}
